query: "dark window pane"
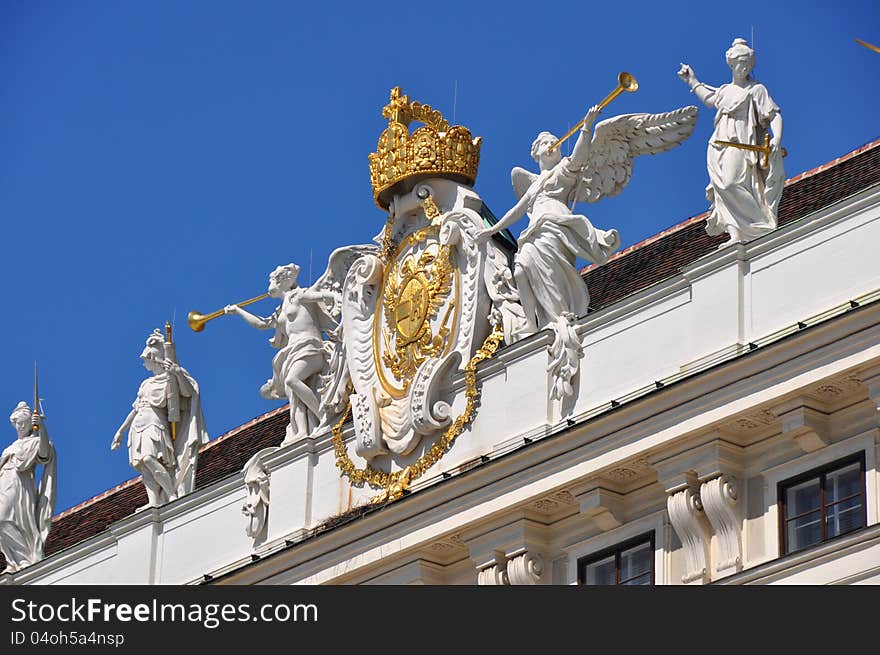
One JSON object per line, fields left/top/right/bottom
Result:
{"left": 620, "top": 542, "right": 652, "bottom": 581}
{"left": 786, "top": 478, "right": 820, "bottom": 516}
{"left": 621, "top": 572, "right": 651, "bottom": 586}
{"left": 585, "top": 555, "right": 616, "bottom": 585}
{"left": 825, "top": 496, "right": 864, "bottom": 538}
{"left": 787, "top": 510, "right": 822, "bottom": 552}
{"left": 825, "top": 463, "right": 861, "bottom": 504}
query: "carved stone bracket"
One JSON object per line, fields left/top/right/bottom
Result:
{"left": 700, "top": 475, "right": 742, "bottom": 575}
{"left": 464, "top": 517, "right": 549, "bottom": 586}
{"left": 477, "top": 561, "right": 509, "bottom": 585}
{"left": 506, "top": 550, "right": 544, "bottom": 585}
{"left": 666, "top": 486, "right": 711, "bottom": 584}
{"left": 573, "top": 486, "right": 624, "bottom": 532}
{"left": 771, "top": 397, "right": 831, "bottom": 453}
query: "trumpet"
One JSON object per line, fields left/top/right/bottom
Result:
{"left": 547, "top": 71, "right": 639, "bottom": 154}
{"left": 188, "top": 293, "right": 270, "bottom": 332}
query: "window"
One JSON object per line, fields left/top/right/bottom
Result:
{"left": 779, "top": 453, "right": 867, "bottom": 555}
{"left": 578, "top": 533, "right": 654, "bottom": 585}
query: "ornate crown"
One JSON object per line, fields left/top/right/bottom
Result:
{"left": 369, "top": 87, "right": 482, "bottom": 210}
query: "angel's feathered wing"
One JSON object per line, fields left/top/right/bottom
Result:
{"left": 511, "top": 166, "right": 538, "bottom": 200}
{"left": 310, "top": 245, "right": 379, "bottom": 421}
{"left": 574, "top": 106, "right": 698, "bottom": 204}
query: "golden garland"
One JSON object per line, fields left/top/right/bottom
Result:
{"left": 332, "top": 324, "right": 506, "bottom": 503}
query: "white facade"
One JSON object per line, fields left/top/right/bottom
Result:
{"left": 3, "top": 145, "right": 879, "bottom": 586}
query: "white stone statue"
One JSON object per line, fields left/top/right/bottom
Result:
{"left": 475, "top": 101, "right": 696, "bottom": 404}
{"left": 678, "top": 38, "right": 785, "bottom": 244}
{"left": 111, "top": 328, "right": 209, "bottom": 508}
{"left": 476, "top": 103, "right": 697, "bottom": 334}
{"left": 0, "top": 402, "right": 56, "bottom": 572}
{"left": 224, "top": 246, "right": 375, "bottom": 444}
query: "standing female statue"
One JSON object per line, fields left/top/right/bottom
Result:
{"left": 0, "top": 401, "right": 56, "bottom": 572}
{"left": 678, "top": 38, "right": 785, "bottom": 244}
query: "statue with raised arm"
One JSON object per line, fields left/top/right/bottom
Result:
{"left": 224, "top": 246, "right": 375, "bottom": 444}
{"left": 678, "top": 38, "right": 785, "bottom": 245}
{"left": 476, "top": 103, "right": 698, "bottom": 334}
{"left": 111, "top": 328, "right": 209, "bottom": 507}
{"left": 0, "top": 401, "right": 56, "bottom": 572}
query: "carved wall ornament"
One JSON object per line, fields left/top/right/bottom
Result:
{"left": 666, "top": 487, "right": 711, "bottom": 584}
{"left": 477, "top": 562, "right": 509, "bottom": 586}
{"left": 700, "top": 475, "right": 742, "bottom": 574}
{"left": 506, "top": 551, "right": 544, "bottom": 585}
{"left": 241, "top": 447, "right": 280, "bottom": 542}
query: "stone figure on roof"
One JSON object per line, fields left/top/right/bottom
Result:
{"left": 678, "top": 38, "right": 785, "bottom": 245}
{"left": 111, "top": 327, "right": 209, "bottom": 508}
{"left": 224, "top": 246, "right": 375, "bottom": 444}
{"left": 475, "top": 98, "right": 697, "bottom": 403}
{"left": 475, "top": 104, "right": 698, "bottom": 334}
{"left": 0, "top": 401, "right": 56, "bottom": 572}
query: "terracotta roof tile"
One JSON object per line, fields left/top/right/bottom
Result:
{"left": 3, "top": 137, "right": 878, "bottom": 572}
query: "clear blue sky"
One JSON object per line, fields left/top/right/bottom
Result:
{"left": 2, "top": 1, "right": 878, "bottom": 513}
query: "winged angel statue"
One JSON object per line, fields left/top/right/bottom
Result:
{"left": 477, "top": 102, "right": 697, "bottom": 400}
{"left": 225, "top": 245, "right": 376, "bottom": 443}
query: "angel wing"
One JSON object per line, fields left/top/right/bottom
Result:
{"left": 309, "top": 244, "right": 379, "bottom": 333}
{"left": 573, "top": 106, "right": 698, "bottom": 204}
{"left": 512, "top": 166, "right": 538, "bottom": 200}
{"left": 311, "top": 245, "right": 379, "bottom": 423}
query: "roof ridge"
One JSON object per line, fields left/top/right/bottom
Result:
{"left": 580, "top": 135, "right": 880, "bottom": 274}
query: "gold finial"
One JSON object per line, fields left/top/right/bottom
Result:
{"left": 165, "top": 320, "right": 173, "bottom": 344}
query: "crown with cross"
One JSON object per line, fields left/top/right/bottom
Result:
{"left": 368, "top": 86, "right": 482, "bottom": 211}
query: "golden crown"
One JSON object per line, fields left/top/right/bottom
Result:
{"left": 369, "top": 87, "right": 482, "bottom": 210}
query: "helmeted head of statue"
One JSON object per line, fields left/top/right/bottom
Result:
{"left": 140, "top": 328, "right": 166, "bottom": 374}
{"left": 531, "top": 131, "right": 562, "bottom": 170}
{"left": 725, "top": 38, "right": 755, "bottom": 82}
{"left": 9, "top": 401, "right": 32, "bottom": 439}
{"left": 268, "top": 263, "right": 300, "bottom": 298}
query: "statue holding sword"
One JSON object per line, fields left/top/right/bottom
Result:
{"left": 678, "top": 38, "right": 786, "bottom": 245}
{"left": 111, "top": 325, "right": 209, "bottom": 508}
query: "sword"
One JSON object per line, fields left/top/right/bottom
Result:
{"left": 32, "top": 361, "right": 40, "bottom": 434}
{"left": 713, "top": 133, "right": 787, "bottom": 169}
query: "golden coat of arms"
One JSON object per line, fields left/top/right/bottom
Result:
{"left": 375, "top": 226, "right": 458, "bottom": 399}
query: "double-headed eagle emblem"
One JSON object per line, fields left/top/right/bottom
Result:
{"left": 377, "top": 228, "right": 455, "bottom": 396}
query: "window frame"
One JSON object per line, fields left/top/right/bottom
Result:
{"left": 777, "top": 452, "right": 867, "bottom": 556}
{"left": 577, "top": 531, "right": 655, "bottom": 585}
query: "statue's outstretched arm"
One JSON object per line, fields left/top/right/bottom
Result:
{"left": 480, "top": 192, "right": 530, "bottom": 240}
{"left": 677, "top": 63, "right": 716, "bottom": 107}
{"left": 224, "top": 304, "right": 274, "bottom": 330}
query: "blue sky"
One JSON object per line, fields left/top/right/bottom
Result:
{"left": 2, "top": 1, "right": 878, "bottom": 513}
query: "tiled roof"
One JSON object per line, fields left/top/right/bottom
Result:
{"left": 582, "top": 137, "right": 880, "bottom": 311}
{"left": 3, "top": 137, "right": 878, "bottom": 573}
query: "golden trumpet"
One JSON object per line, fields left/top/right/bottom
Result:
{"left": 188, "top": 293, "right": 270, "bottom": 332}
{"left": 547, "top": 71, "right": 639, "bottom": 154}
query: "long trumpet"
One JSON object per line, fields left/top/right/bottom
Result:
{"left": 188, "top": 293, "right": 270, "bottom": 332}
{"left": 547, "top": 71, "right": 639, "bottom": 154}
